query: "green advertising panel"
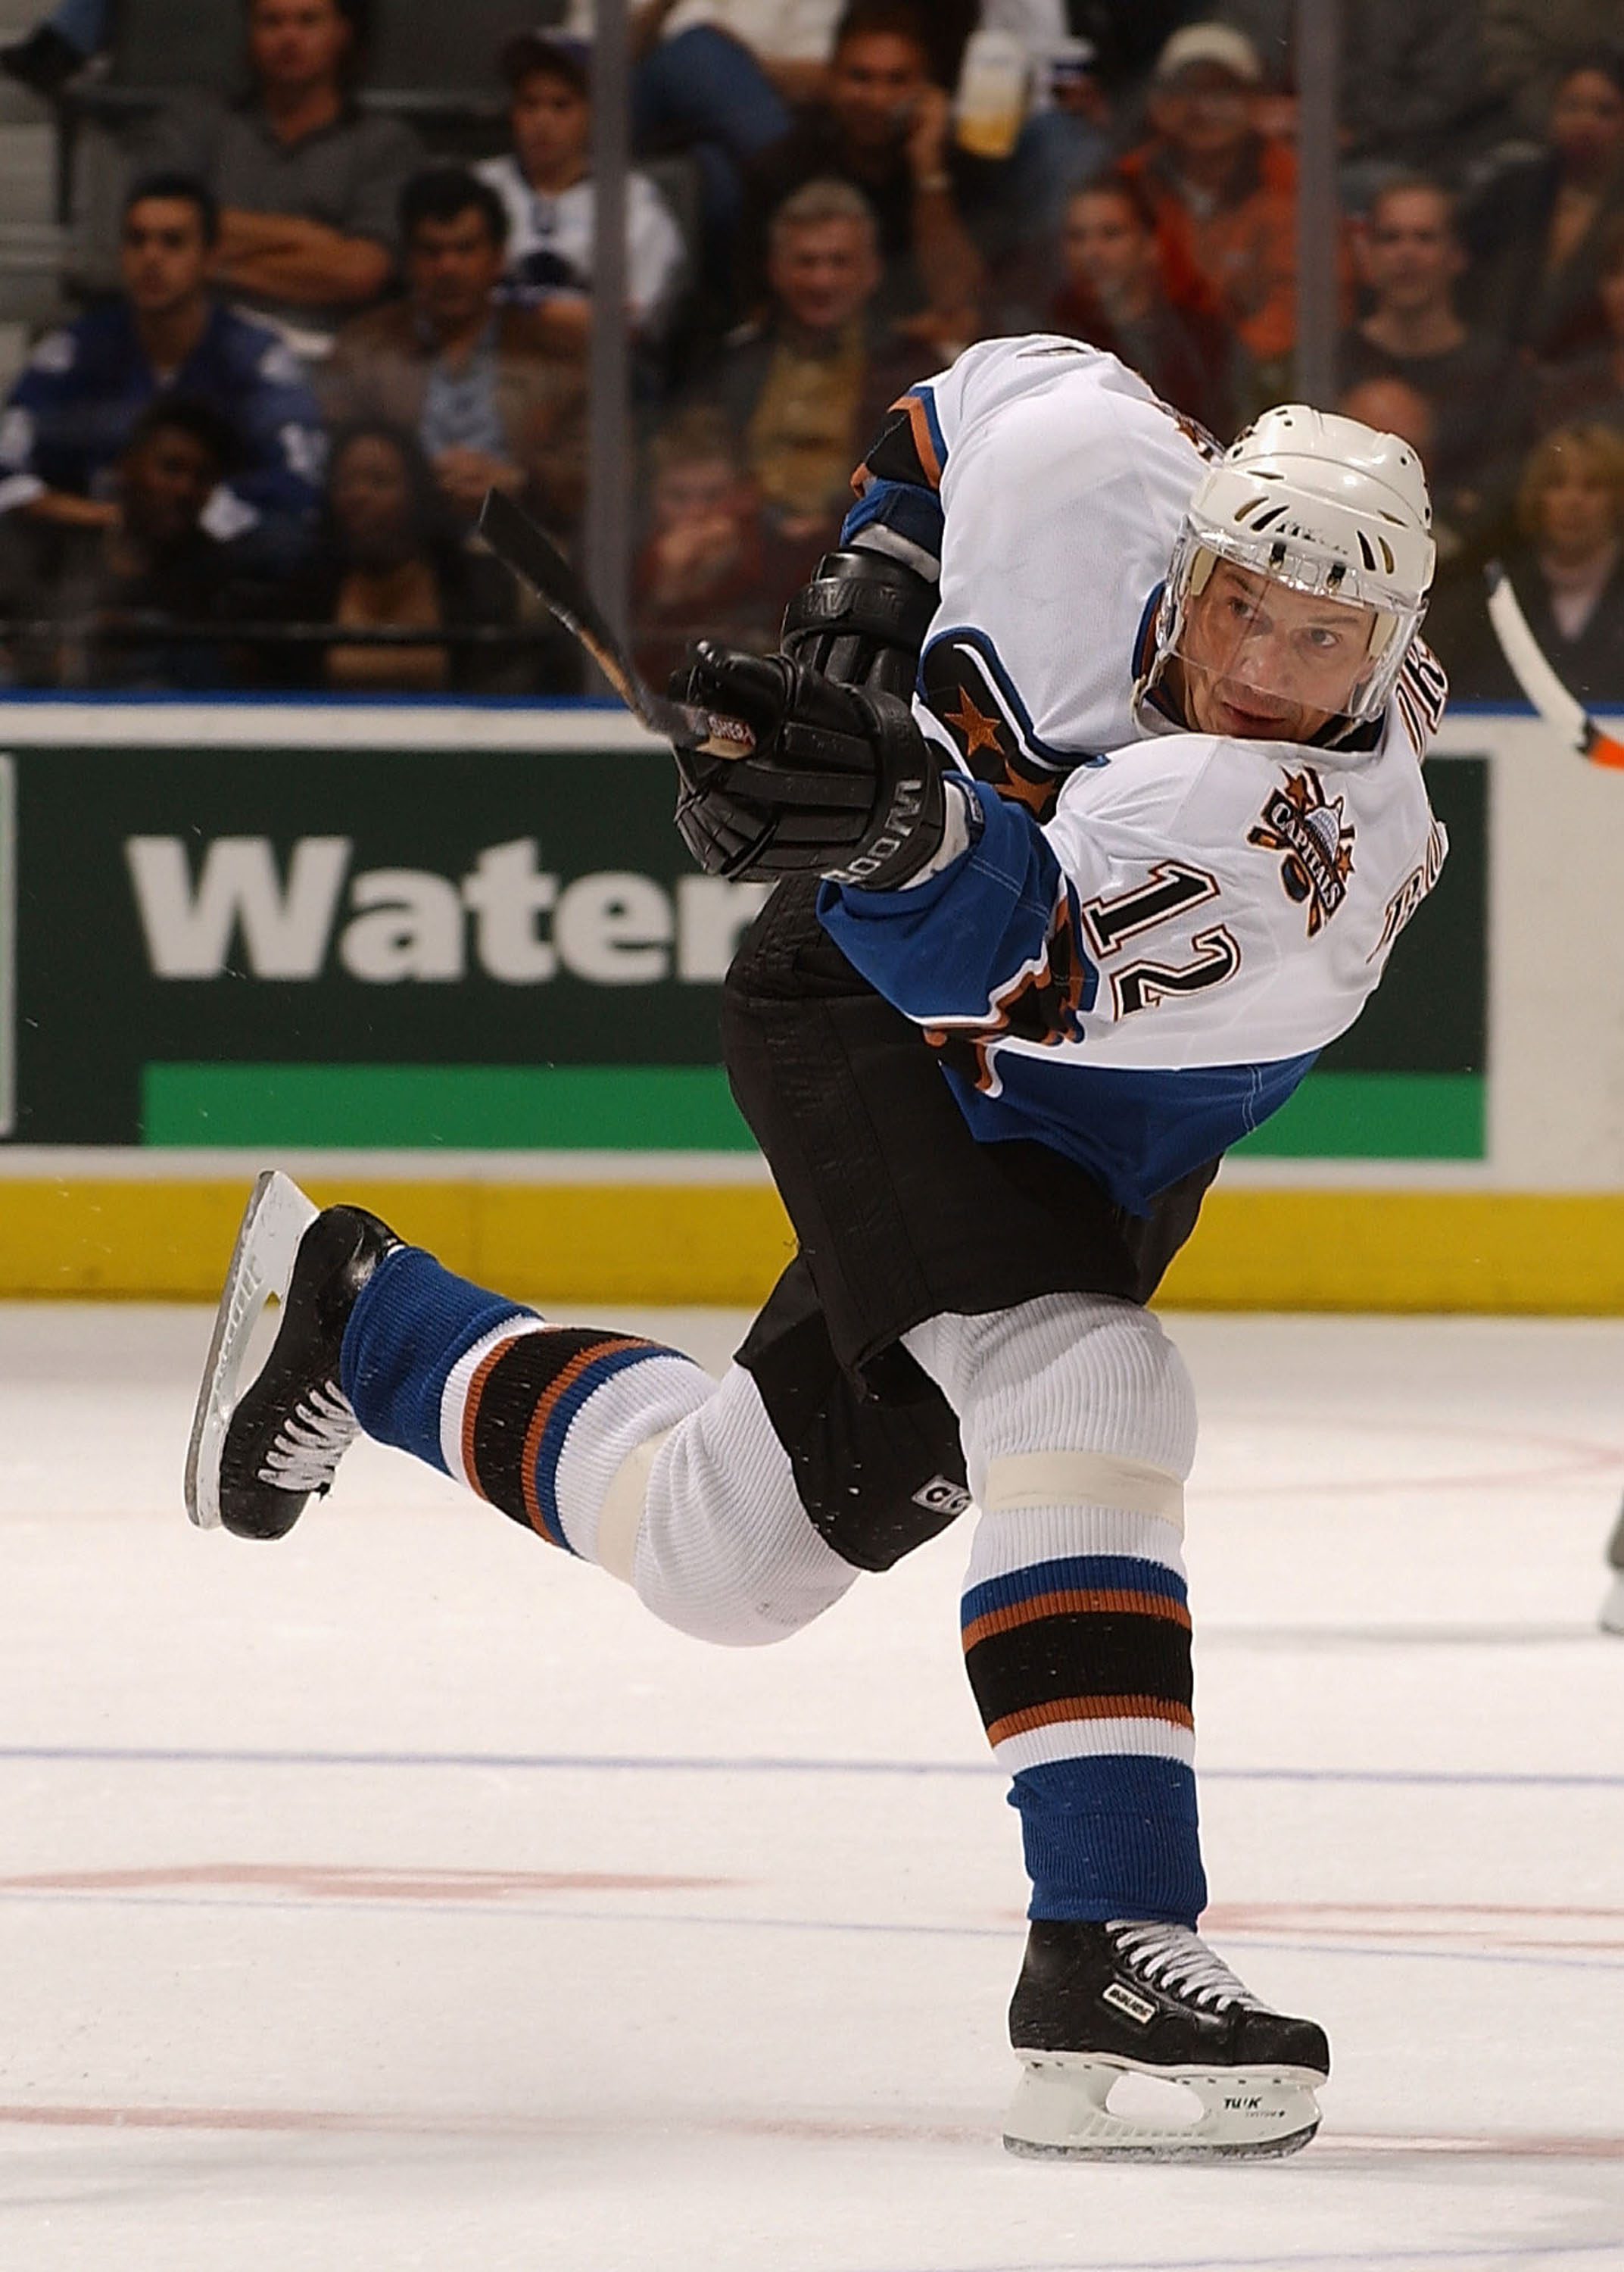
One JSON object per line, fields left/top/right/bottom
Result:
{"left": 1, "top": 735, "right": 1486, "bottom": 1155}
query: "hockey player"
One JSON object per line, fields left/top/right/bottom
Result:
{"left": 187, "top": 341, "right": 1449, "bottom": 2161}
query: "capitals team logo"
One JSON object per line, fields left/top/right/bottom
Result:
{"left": 1247, "top": 767, "right": 1354, "bottom": 938}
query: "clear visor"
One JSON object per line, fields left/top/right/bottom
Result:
{"left": 1167, "top": 543, "right": 1405, "bottom": 730}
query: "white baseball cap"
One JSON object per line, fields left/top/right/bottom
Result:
{"left": 1152, "top": 23, "right": 1265, "bottom": 86}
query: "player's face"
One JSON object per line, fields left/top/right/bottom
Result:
{"left": 510, "top": 70, "right": 591, "bottom": 184}
{"left": 1061, "top": 192, "right": 1152, "bottom": 301}
{"left": 1176, "top": 561, "right": 1380, "bottom": 742}
{"left": 828, "top": 34, "right": 930, "bottom": 151}
{"left": 1361, "top": 189, "right": 1463, "bottom": 312}
{"left": 248, "top": 0, "right": 352, "bottom": 96}
{"left": 407, "top": 208, "right": 505, "bottom": 329}
{"left": 768, "top": 220, "right": 880, "bottom": 331}
{"left": 120, "top": 198, "right": 210, "bottom": 311}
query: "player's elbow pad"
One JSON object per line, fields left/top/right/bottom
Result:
{"left": 780, "top": 546, "right": 938, "bottom": 703}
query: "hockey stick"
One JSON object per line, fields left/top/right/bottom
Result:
{"left": 1483, "top": 561, "right": 1624, "bottom": 770}
{"left": 478, "top": 488, "right": 756, "bottom": 758}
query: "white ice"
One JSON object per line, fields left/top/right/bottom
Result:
{"left": 0, "top": 1302, "right": 1621, "bottom": 2272}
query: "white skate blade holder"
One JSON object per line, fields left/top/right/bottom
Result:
{"left": 184, "top": 1170, "right": 320, "bottom": 1530}
{"left": 1602, "top": 1572, "right": 1624, "bottom": 1637}
{"left": 1004, "top": 2052, "right": 1323, "bottom": 2161}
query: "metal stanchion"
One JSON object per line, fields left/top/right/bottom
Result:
{"left": 1294, "top": 0, "right": 1341, "bottom": 407}
{"left": 584, "top": 0, "right": 631, "bottom": 654}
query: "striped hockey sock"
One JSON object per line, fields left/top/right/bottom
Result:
{"left": 906, "top": 1296, "right": 1206, "bottom": 1930}
{"left": 962, "top": 1512, "right": 1204, "bottom": 1926}
{"left": 338, "top": 1246, "right": 712, "bottom": 1558}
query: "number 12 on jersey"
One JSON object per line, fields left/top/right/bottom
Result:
{"left": 1078, "top": 862, "right": 1241, "bottom": 1020}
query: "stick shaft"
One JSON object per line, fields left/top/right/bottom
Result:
{"left": 478, "top": 490, "right": 754, "bottom": 757}
{"left": 1485, "top": 564, "right": 1624, "bottom": 769}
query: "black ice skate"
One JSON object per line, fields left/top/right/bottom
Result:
{"left": 184, "top": 1171, "right": 400, "bottom": 1538}
{"left": 1003, "top": 1918, "right": 1329, "bottom": 2161}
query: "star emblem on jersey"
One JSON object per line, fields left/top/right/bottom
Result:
{"left": 942, "top": 685, "right": 1006, "bottom": 760}
{"left": 1247, "top": 766, "right": 1354, "bottom": 937}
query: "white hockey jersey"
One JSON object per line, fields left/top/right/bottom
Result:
{"left": 823, "top": 337, "right": 1449, "bottom": 1213}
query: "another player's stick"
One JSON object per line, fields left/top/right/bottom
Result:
{"left": 478, "top": 488, "right": 756, "bottom": 758}
{"left": 1484, "top": 561, "right": 1624, "bottom": 770}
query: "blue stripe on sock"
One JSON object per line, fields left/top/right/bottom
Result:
{"left": 340, "top": 1247, "right": 536, "bottom": 1475}
{"left": 1013, "top": 1755, "right": 1206, "bottom": 1926}
{"left": 962, "top": 1554, "right": 1187, "bottom": 1630}
{"left": 530, "top": 1341, "right": 678, "bottom": 1553}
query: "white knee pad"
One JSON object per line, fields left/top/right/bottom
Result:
{"left": 619, "top": 1363, "right": 858, "bottom": 1646}
{"left": 903, "top": 1294, "right": 1196, "bottom": 1574}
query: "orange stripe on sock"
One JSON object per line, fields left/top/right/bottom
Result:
{"left": 519, "top": 1336, "right": 647, "bottom": 1546}
{"left": 962, "top": 1587, "right": 1191, "bottom": 1653}
{"left": 460, "top": 1335, "right": 529, "bottom": 1500}
{"left": 985, "top": 1694, "right": 1195, "bottom": 1747}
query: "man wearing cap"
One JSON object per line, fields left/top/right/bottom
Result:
{"left": 1121, "top": 20, "right": 1339, "bottom": 395}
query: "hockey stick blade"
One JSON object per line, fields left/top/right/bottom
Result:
{"left": 478, "top": 489, "right": 754, "bottom": 758}
{"left": 1484, "top": 562, "right": 1624, "bottom": 770}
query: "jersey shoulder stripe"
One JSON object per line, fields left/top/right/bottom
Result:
{"left": 856, "top": 383, "right": 948, "bottom": 495}
{"left": 921, "top": 623, "right": 1108, "bottom": 812}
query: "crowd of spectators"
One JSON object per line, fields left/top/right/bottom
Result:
{"left": 0, "top": 0, "right": 1618, "bottom": 701}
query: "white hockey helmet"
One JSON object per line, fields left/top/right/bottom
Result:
{"left": 1146, "top": 404, "right": 1437, "bottom": 729}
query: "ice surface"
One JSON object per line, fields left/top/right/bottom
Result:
{"left": 0, "top": 1302, "right": 1620, "bottom": 2271}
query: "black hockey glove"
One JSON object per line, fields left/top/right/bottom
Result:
{"left": 669, "top": 641, "right": 947, "bottom": 890}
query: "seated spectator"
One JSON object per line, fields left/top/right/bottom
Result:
{"left": 1341, "top": 176, "right": 1527, "bottom": 531}
{"left": 1432, "top": 423, "right": 1624, "bottom": 704}
{"left": 273, "top": 422, "right": 560, "bottom": 696}
{"left": 475, "top": 33, "right": 687, "bottom": 356}
{"left": 1214, "top": 2, "right": 1500, "bottom": 206}
{"left": 631, "top": 406, "right": 795, "bottom": 685}
{"left": 0, "top": 397, "right": 244, "bottom": 691}
{"left": 709, "top": 178, "right": 918, "bottom": 545}
{"left": 1534, "top": 215, "right": 1624, "bottom": 435}
{"left": 0, "top": 172, "right": 322, "bottom": 567}
{"left": 1064, "top": 3, "right": 1208, "bottom": 101}
{"left": 1119, "top": 20, "right": 1330, "bottom": 396}
{"left": 1049, "top": 172, "right": 1253, "bottom": 440}
{"left": 1478, "top": 2, "right": 1624, "bottom": 147}
{"left": 625, "top": 0, "right": 837, "bottom": 111}
{"left": 1, "top": 0, "right": 108, "bottom": 97}
{"left": 323, "top": 169, "right": 588, "bottom": 542}
{"left": 990, "top": 28, "right": 1115, "bottom": 261}
{"left": 1463, "top": 49, "right": 1624, "bottom": 364}
{"left": 1335, "top": 370, "right": 1482, "bottom": 570}
{"left": 738, "top": 0, "right": 986, "bottom": 360}
{"left": 129, "top": 0, "right": 422, "bottom": 355}
{"left": 567, "top": 0, "right": 980, "bottom": 107}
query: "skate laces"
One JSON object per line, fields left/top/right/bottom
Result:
{"left": 258, "top": 1380, "right": 358, "bottom": 1495}
{"left": 1105, "top": 1921, "right": 1270, "bottom": 2014}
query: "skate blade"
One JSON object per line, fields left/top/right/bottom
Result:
{"left": 1601, "top": 1571, "right": 1624, "bottom": 1636}
{"left": 1002, "top": 2051, "right": 1323, "bottom": 2162}
{"left": 183, "top": 1171, "right": 320, "bottom": 1531}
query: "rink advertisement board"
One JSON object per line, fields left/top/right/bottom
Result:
{"left": 0, "top": 705, "right": 1484, "bottom": 1157}
{"left": 0, "top": 698, "right": 1616, "bottom": 1310}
